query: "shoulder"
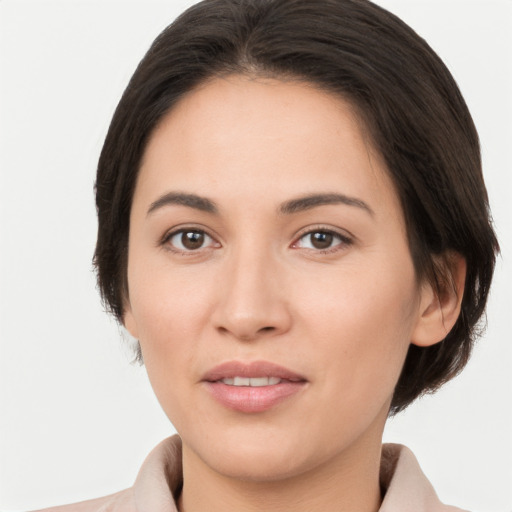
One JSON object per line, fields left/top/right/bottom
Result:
{"left": 380, "top": 444, "right": 469, "bottom": 512}
{"left": 28, "top": 436, "right": 182, "bottom": 512}
{"left": 29, "top": 488, "right": 136, "bottom": 512}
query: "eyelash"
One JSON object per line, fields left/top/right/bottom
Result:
{"left": 161, "top": 226, "right": 353, "bottom": 255}
{"left": 161, "top": 227, "right": 219, "bottom": 255}
{"left": 292, "top": 227, "right": 353, "bottom": 254}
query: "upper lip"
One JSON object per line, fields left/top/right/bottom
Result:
{"left": 202, "top": 360, "right": 307, "bottom": 382}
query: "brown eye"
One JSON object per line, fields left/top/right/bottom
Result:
{"left": 181, "top": 231, "right": 205, "bottom": 250}
{"left": 167, "top": 229, "right": 215, "bottom": 251}
{"left": 295, "top": 229, "right": 351, "bottom": 252}
{"left": 310, "top": 231, "right": 333, "bottom": 249}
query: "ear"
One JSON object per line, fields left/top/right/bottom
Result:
{"left": 411, "top": 252, "right": 466, "bottom": 347}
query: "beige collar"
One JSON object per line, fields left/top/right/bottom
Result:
{"left": 131, "top": 435, "right": 465, "bottom": 512}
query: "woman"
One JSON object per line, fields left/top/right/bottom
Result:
{"left": 3, "top": 0, "right": 503, "bottom": 511}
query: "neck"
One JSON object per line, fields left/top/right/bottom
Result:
{"left": 178, "top": 431, "right": 384, "bottom": 512}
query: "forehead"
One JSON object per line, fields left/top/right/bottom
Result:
{"left": 143, "top": 75, "right": 371, "bottom": 169}
{"left": 136, "top": 75, "right": 401, "bottom": 223}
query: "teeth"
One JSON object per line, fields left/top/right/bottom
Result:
{"left": 221, "top": 376, "right": 282, "bottom": 387}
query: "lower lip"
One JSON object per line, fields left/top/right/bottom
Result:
{"left": 204, "top": 381, "right": 306, "bottom": 413}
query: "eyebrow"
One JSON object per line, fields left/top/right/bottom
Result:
{"left": 146, "top": 191, "right": 373, "bottom": 217}
{"left": 279, "top": 193, "right": 374, "bottom": 216}
{"left": 147, "top": 192, "right": 218, "bottom": 216}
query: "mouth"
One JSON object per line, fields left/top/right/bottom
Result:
{"left": 202, "top": 361, "right": 307, "bottom": 413}
{"left": 219, "top": 376, "right": 282, "bottom": 386}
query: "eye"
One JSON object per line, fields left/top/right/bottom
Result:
{"left": 294, "top": 229, "right": 352, "bottom": 252}
{"left": 164, "top": 229, "right": 218, "bottom": 252}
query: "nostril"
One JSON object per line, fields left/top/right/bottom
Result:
{"left": 259, "top": 326, "right": 275, "bottom": 333}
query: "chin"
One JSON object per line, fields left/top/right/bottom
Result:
{"left": 209, "top": 446, "right": 314, "bottom": 482}
{"left": 183, "top": 419, "right": 342, "bottom": 484}
{"left": 180, "top": 423, "right": 309, "bottom": 481}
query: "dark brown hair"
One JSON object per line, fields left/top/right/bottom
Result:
{"left": 94, "top": 0, "right": 499, "bottom": 414}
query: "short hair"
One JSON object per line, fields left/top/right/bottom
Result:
{"left": 94, "top": 0, "right": 499, "bottom": 414}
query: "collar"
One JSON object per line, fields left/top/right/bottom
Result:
{"left": 131, "top": 435, "right": 465, "bottom": 512}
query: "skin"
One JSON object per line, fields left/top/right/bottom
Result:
{"left": 124, "top": 76, "right": 464, "bottom": 512}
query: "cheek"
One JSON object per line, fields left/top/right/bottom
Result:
{"left": 126, "top": 268, "right": 219, "bottom": 432}
{"left": 126, "top": 258, "right": 217, "bottom": 384}
{"left": 298, "top": 258, "right": 419, "bottom": 405}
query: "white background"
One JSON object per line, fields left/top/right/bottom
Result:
{"left": 0, "top": 1, "right": 511, "bottom": 510}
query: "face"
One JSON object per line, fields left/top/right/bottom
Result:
{"left": 124, "top": 76, "right": 431, "bottom": 481}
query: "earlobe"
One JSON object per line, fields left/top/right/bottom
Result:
{"left": 411, "top": 252, "right": 466, "bottom": 347}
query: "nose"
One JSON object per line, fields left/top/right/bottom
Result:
{"left": 211, "top": 249, "right": 292, "bottom": 342}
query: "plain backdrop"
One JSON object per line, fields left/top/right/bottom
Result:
{"left": 0, "top": 1, "right": 511, "bottom": 510}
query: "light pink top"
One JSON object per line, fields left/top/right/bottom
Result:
{"left": 32, "top": 436, "right": 467, "bottom": 512}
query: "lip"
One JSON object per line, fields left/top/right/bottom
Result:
{"left": 202, "top": 360, "right": 307, "bottom": 413}
{"left": 203, "top": 360, "right": 306, "bottom": 382}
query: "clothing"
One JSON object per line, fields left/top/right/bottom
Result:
{"left": 32, "top": 436, "right": 467, "bottom": 512}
